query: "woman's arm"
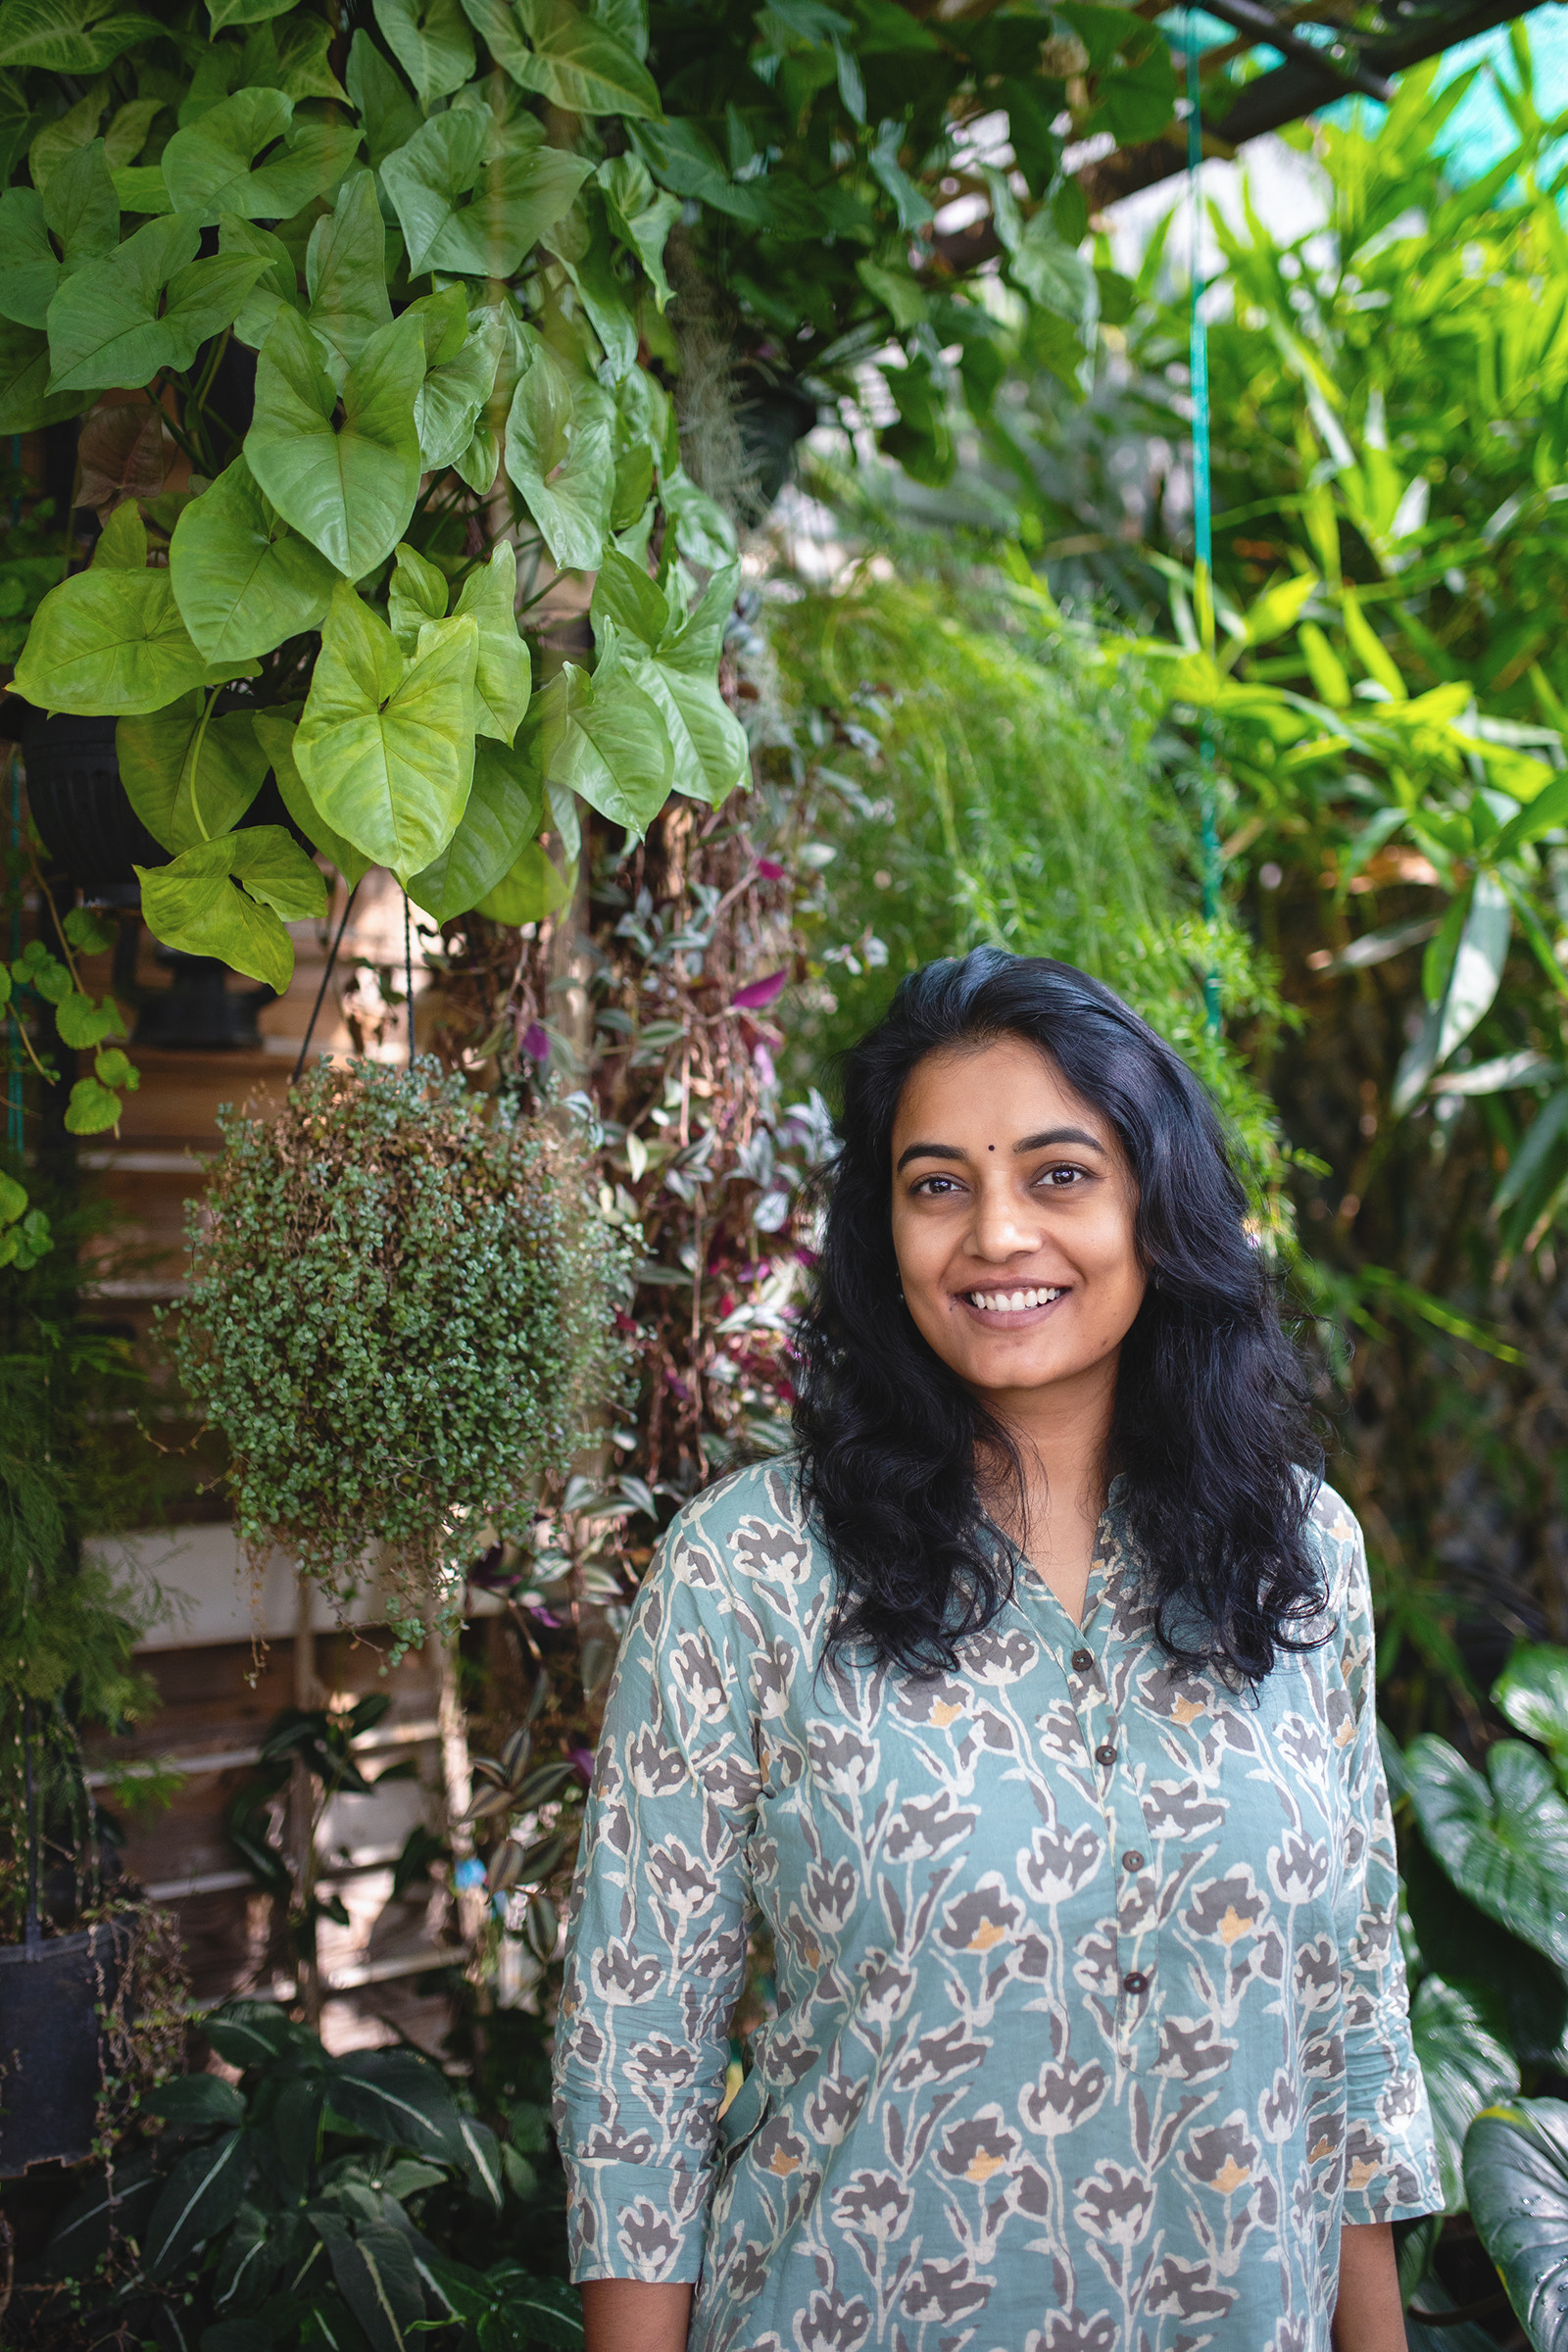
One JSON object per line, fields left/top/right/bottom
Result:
{"left": 1331, "top": 2222, "right": 1404, "bottom": 2352}
{"left": 581, "top": 2280, "right": 693, "bottom": 2352}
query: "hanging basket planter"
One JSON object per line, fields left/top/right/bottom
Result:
{"left": 20, "top": 710, "right": 168, "bottom": 906}
{"left": 167, "top": 1058, "right": 635, "bottom": 1657}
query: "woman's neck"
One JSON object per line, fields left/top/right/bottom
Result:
{"left": 977, "top": 1353, "right": 1119, "bottom": 1627}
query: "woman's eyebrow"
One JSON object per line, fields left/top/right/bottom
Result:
{"left": 895, "top": 1141, "right": 966, "bottom": 1172}
{"left": 1013, "top": 1127, "right": 1105, "bottom": 1153}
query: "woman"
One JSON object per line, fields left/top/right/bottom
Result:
{"left": 554, "top": 950, "right": 1438, "bottom": 2352}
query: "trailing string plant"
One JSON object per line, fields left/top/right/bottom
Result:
{"left": 167, "top": 1055, "right": 634, "bottom": 1657}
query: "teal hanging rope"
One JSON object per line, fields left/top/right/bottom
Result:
{"left": 1186, "top": 17, "right": 1222, "bottom": 1033}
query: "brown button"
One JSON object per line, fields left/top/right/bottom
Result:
{"left": 1122, "top": 1971, "right": 1149, "bottom": 1996}
{"left": 1071, "top": 1648, "right": 1094, "bottom": 1673}
{"left": 1122, "top": 1850, "right": 1146, "bottom": 1873}
{"left": 1095, "top": 1742, "right": 1117, "bottom": 1766}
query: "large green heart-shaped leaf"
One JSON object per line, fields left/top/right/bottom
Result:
{"left": 381, "top": 107, "right": 591, "bottom": 277}
{"left": 455, "top": 540, "right": 528, "bottom": 743}
{"left": 0, "top": 315, "right": 84, "bottom": 430}
{"left": 386, "top": 538, "right": 448, "bottom": 647}
{"left": 15, "top": 565, "right": 208, "bottom": 712}
{"left": 504, "top": 336, "right": 613, "bottom": 571}
{"left": 170, "top": 456, "right": 338, "bottom": 664}
{"left": 1494, "top": 1646, "right": 1568, "bottom": 1787}
{"left": 253, "top": 706, "right": 371, "bottom": 886}
{"left": 550, "top": 192, "right": 637, "bottom": 377}
{"left": 408, "top": 735, "right": 542, "bottom": 920}
{"left": 303, "top": 167, "right": 390, "bottom": 377}
{"left": 46, "top": 215, "right": 273, "bottom": 394}
{"left": 475, "top": 837, "right": 570, "bottom": 923}
{"left": 372, "top": 0, "right": 473, "bottom": 107}
{"left": 160, "top": 87, "right": 359, "bottom": 223}
{"left": 220, "top": 215, "right": 301, "bottom": 348}
{"left": 295, "top": 584, "right": 477, "bottom": 880}
{"left": 209, "top": 0, "right": 297, "bottom": 25}
{"left": 346, "top": 28, "right": 420, "bottom": 170}
{"left": 597, "top": 153, "right": 677, "bottom": 308}
{"left": 506, "top": 0, "right": 661, "bottom": 119}
{"left": 0, "top": 0, "right": 162, "bottom": 74}
{"left": 0, "top": 137, "right": 118, "bottom": 327}
{"left": 592, "top": 553, "right": 747, "bottom": 806}
{"left": 1407, "top": 1734, "right": 1568, "bottom": 1975}
{"left": 534, "top": 631, "right": 671, "bottom": 840}
{"left": 118, "top": 692, "right": 270, "bottom": 851}
{"left": 412, "top": 301, "right": 503, "bottom": 471}
{"left": 246, "top": 307, "right": 423, "bottom": 579}
{"left": 1410, "top": 1975, "right": 1519, "bottom": 2212}
{"left": 1465, "top": 2098, "right": 1568, "bottom": 2349}
{"left": 137, "top": 825, "right": 325, "bottom": 994}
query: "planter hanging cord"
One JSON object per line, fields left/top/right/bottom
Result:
{"left": 404, "top": 890, "right": 415, "bottom": 1068}
{"left": 1186, "top": 13, "right": 1223, "bottom": 1033}
{"left": 291, "top": 878, "right": 361, "bottom": 1086}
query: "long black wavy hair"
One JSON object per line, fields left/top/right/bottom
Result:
{"left": 793, "top": 949, "right": 1325, "bottom": 1682}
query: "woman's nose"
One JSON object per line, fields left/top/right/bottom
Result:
{"left": 968, "top": 1181, "right": 1043, "bottom": 1262}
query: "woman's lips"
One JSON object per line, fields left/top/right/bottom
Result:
{"left": 956, "top": 1284, "right": 1068, "bottom": 1322}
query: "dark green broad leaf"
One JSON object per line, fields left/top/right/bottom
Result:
{"left": 347, "top": 27, "right": 420, "bottom": 171}
{"left": 43, "top": 2148, "right": 161, "bottom": 2278}
{"left": 203, "top": 1997, "right": 316, "bottom": 2071}
{"left": 455, "top": 540, "right": 528, "bottom": 742}
{"left": 1402, "top": 1833, "right": 1568, "bottom": 2069}
{"left": 253, "top": 706, "right": 372, "bottom": 886}
{"left": 474, "top": 836, "right": 570, "bottom": 923}
{"left": 141, "top": 2074, "right": 249, "bottom": 2132}
{"left": 160, "top": 86, "right": 360, "bottom": 223}
{"left": 504, "top": 335, "right": 612, "bottom": 571}
{"left": 294, "top": 584, "right": 477, "bottom": 881}
{"left": 1094, "top": 40, "right": 1179, "bottom": 147}
{"left": 262, "top": 2075, "right": 327, "bottom": 2202}
{"left": 1465, "top": 2097, "right": 1568, "bottom": 2349}
{"left": 596, "top": 153, "right": 677, "bottom": 308}
{"left": 14, "top": 563, "right": 210, "bottom": 713}
{"left": 503, "top": 0, "right": 661, "bottom": 120}
{"left": 533, "top": 632, "right": 672, "bottom": 840}
{"left": 246, "top": 308, "right": 423, "bottom": 579}
{"left": 372, "top": 0, "right": 474, "bottom": 108}
{"left": 1410, "top": 1974, "right": 1519, "bottom": 2212}
{"left": 381, "top": 106, "right": 591, "bottom": 280}
{"left": 450, "top": 2114, "right": 504, "bottom": 2215}
{"left": 0, "top": 137, "right": 118, "bottom": 328}
{"left": 469, "top": 2263, "right": 583, "bottom": 2347}
{"left": 0, "top": 0, "right": 163, "bottom": 74}
{"left": 1494, "top": 1644, "right": 1568, "bottom": 1786}
{"left": 411, "top": 298, "right": 503, "bottom": 472}
{"left": 211, "top": 2201, "right": 283, "bottom": 2314}
{"left": 46, "top": 213, "right": 273, "bottom": 395}
{"left": 0, "top": 313, "right": 86, "bottom": 430}
{"left": 144, "top": 2127, "right": 253, "bottom": 2280}
{"left": 1407, "top": 1734, "right": 1568, "bottom": 1974}
{"left": 137, "top": 825, "right": 326, "bottom": 995}
{"left": 304, "top": 168, "right": 391, "bottom": 378}
{"left": 313, "top": 2215, "right": 424, "bottom": 2352}
{"left": 118, "top": 691, "right": 270, "bottom": 852}
{"left": 591, "top": 552, "right": 745, "bottom": 806}
{"left": 408, "top": 734, "right": 542, "bottom": 919}
{"left": 324, "top": 2048, "right": 462, "bottom": 2157}
{"left": 549, "top": 190, "right": 637, "bottom": 377}
{"left": 171, "top": 456, "right": 338, "bottom": 664}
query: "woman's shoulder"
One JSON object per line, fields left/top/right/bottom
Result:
{"left": 1301, "top": 1475, "right": 1368, "bottom": 1619}
{"left": 656, "top": 1454, "right": 827, "bottom": 1601}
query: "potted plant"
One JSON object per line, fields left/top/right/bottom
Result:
{"left": 0, "top": 1185, "right": 182, "bottom": 2176}
{"left": 167, "top": 1057, "right": 633, "bottom": 1658}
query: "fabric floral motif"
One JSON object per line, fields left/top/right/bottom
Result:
{"left": 554, "top": 1463, "right": 1439, "bottom": 2351}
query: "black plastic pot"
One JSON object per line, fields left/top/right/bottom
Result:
{"left": 0, "top": 1911, "right": 135, "bottom": 2174}
{"left": 134, "top": 952, "right": 271, "bottom": 1049}
{"left": 20, "top": 710, "right": 168, "bottom": 906}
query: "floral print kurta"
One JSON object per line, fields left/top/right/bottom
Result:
{"left": 554, "top": 1460, "right": 1438, "bottom": 2352}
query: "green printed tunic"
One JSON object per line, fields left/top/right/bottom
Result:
{"left": 553, "top": 1460, "right": 1439, "bottom": 2352}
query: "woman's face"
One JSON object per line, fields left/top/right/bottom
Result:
{"left": 889, "top": 1035, "right": 1147, "bottom": 1415}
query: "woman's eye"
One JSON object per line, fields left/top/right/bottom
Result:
{"left": 1039, "top": 1165, "right": 1087, "bottom": 1189}
{"left": 913, "top": 1174, "right": 961, "bottom": 1197}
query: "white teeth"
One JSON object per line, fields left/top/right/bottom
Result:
{"left": 967, "top": 1287, "right": 1063, "bottom": 1312}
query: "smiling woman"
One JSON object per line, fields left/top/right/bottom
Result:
{"left": 553, "top": 950, "right": 1440, "bottom": 2352}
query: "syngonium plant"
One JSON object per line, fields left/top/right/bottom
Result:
{"left": 1, "top": 0, "right": 756, "bottom": 1004}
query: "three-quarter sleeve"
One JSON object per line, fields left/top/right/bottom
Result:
{"left": 1332, "top": 1503, "right": 1442, "bottom": 2225}
{"left": 552, "top": 1509, "right": 762, "bottom": 2281}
